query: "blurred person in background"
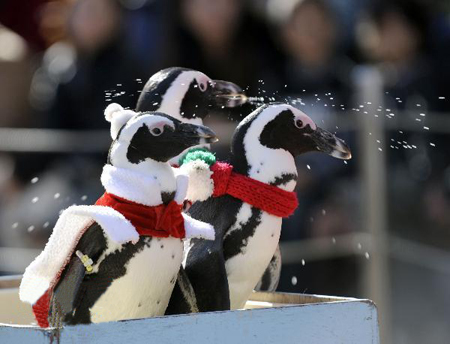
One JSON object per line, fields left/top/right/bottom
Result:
{"left": 33, "top": 0, "right": 146, "bottom": 128}
{"left": 271, "top": 0, "right": 354, "bottom": 108}
{"left": 168, "top": 0, "right": 285, "bottom": 163}
{"left": 357, "top": 0, "right": 450, "bottom": 247}
{"left": 0, "top": 0, "right": 150, "bottom": 250}
{"left": 265, "top": 0, "right": 359, "bottom": 297}
{"left": 172, "top": 0, "right": 282, "bottom": 117}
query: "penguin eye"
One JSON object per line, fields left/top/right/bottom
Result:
{"left": 150, "top": 127, "right": 163, "bottom": 136}
{"left": 294, "top": 119, "right": 304, "bottom": 129}
{"left": 198, "top": 82, "right": 207, "bottom": 92}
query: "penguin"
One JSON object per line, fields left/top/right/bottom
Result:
{"left": 136, "top": 67, "right": 245, "bottom": 165}
{"left": 176, "top": 103, "right": 352, "bottom": 311}
{"left": 136, "top": 67, "right": 247, "bottom": 313}
{"left": 19, "top": 104, "right": 217, "bottom": 327}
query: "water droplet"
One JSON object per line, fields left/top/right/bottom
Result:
{"left": 438, "top": 96, "right": 445, "bottom": 100}
{"left": 54, "top": 193, "right": 60, "bottom": 199}
{"left": 420, "top": 113, "right": 426, "bottom": 117}
{"left": 321, "top": 209, "right": 326, "bottom": 215}
{"left": 32, "top": 197, "right": 39, "bottom": 203}
{"left": 378, "top": 147, "right": 383, "bottom": 152}
{"left": 306, "top": 165, "right": 311, "bottom": 170}
{"left": 357, "top": 243, "right": 362, "bottom": 250}
{"left": 301, "top": 259, "right": 306, "bottom": 266}
{"left": 332, "top": 237, "right": 336, "bottom": 244}
{"left": 27, "top": 225, "right": 35, "bottom": 233}
{"left": 430, "top": 142, "right": 436, "bottom": 147}
{"left": 43, "top": 221, "right": 50, "bottom": 228}
{"left": 291, "top": 276, "right": 298, "bottom": 286}
{"left": 31, "top": 177, "right": 39, "bottom": 184}
{"left": 424, "top": 126, "right": 429, "bottom": 130}
{"left": 12, "top": 222, "right": 18, "bottom": 229}
{"left": 81, "top": 195, "right": 88, "bottom": 201}
{"left": 365, "top": 252, "right": 370, "bottom": 259}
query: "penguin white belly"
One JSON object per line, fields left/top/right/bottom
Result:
{"left": 90, "top": 237, "right": 182, "bottom": 323}
{"left": 226, "top": 211, "right": 282, "bottom": 310}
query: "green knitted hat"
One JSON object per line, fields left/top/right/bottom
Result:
{"left": 179, "top": 148, "right": 216, "bottom": 166}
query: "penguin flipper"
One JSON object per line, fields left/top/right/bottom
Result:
{"left": 184, "top": 237, "right": 230, "bottom": 312}
{"left": 165, "top": 267, "right": 198, "bottom": 315}
{"left": 181, "top": 196, "right": 241, "bottom": 312}
{"left": 49, "top": 222, "right": 107, "bottom": 326}
{"left": 255, "top": 244, "right": 282, "bottom": 292}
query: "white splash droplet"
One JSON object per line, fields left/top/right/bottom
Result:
{"left": 12, "top": 222, "right": 18, "bottom": 229}
{"left": 32, "top": 197, "right": 39, "bottom": 203}
{"left": 301, "top": 259, "right": 306, "bottom": 266}
{"left": 291, "top": 276, "right": 298, "bottom": 286}
{"left": 31, "top": 177, "right": 39, "bottom": 184}
{"left": 81, "top": 195, "right": 88, "bottom": 201}
{"left": 365, "top": 252, "right": 370, "bottom": 259}
{"left": 43, "top": 221, "right": 50, "bottom": 228}
{"left": 54, "top": 193, "right": 60, "bottom": 199}
{"left": 27, "top": 225, "right": 35, "bottom": 233}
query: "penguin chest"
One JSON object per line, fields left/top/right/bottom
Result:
{"left": 225, "top": 205, "right": 282, "bottom": 310}
{"left": 90, "top": 237, "right": 183, "bottom": 323}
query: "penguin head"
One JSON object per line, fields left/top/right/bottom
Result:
{"left": 136, "top": 67, "right": 245, "bottom": 125}
{"left": 105, "top": 103, "right": 217, "bottom": 168}
{"left": 231, "top": 103, "right": 351, "bottom": 175}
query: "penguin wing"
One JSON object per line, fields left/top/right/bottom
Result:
{"left": 165, "top": 266, "right": 198, "bottom": 315}
{"left": 255, "top": 244, "right": 282, "bottom": 292}
{"left": 184, "top": 195, "right": 243, "bottom": 312}
{"left": 183, "top": 235, "right": 230, "bottom": 312}
{"left": 49, "top": 222, "right": 107, "bottom": 326}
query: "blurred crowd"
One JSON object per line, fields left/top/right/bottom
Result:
{"left": 1, "top": 0, "right": 450, "bottom": 304}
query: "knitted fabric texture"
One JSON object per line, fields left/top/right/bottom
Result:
{"left": 33, "top": 290, "right": 51, "bottom": 328}
{"left": 179, "top": 147, "right": 216, "bottom": 167}
{"left": 210, "top": 162, "right": 298, "bottom": 218}
{"left": 96, "top": 193, "right": 185, "bottom": 239}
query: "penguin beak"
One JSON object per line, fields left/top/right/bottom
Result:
{"left": 309, "top": 127, "right": 352, "bottom": 160}
{"left": 210, "top": 80, "right": 247, "bottom": 107}
{"left": 178, "top": 123, "right": 219, "bottom": 145}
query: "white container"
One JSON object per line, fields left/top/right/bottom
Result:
{"left": 0, "top": 275, "right": 379, "bottom": 344}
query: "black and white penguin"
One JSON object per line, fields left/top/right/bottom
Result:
{"left": 136, "top": 67, "right": 245, "bottom": 165}
{"left": 20, "top": 103, "right": 217, "bottom": 327}
{"left": 177, "top": 103, "right": 351, "bottom": 311}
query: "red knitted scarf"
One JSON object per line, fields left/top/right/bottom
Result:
{"left": 96, "top": 193, "right": 185, "bottom": 239}
{"left": 210, "top": 162, "right": 298, "bottom": 217}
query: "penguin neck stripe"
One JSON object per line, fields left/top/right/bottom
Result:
{"left": 210, "top": 162, "right": 298, "bottom": 218}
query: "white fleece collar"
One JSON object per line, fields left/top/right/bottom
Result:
{"left": 101, "top": 164, "right": 165, "bottom": 206}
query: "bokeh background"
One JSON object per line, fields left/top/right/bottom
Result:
{"left": 1, "top": 0, "right": 450, "bottom": 342}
